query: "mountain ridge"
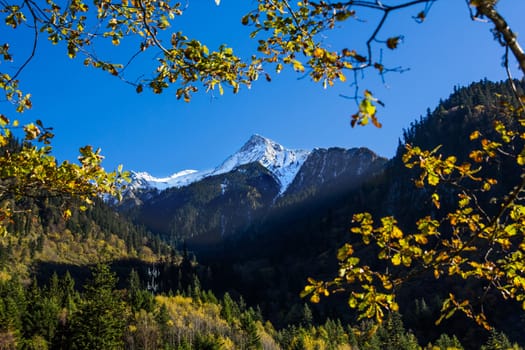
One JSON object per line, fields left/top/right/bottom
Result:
{"left": 128, "top": 134, "right": 314, "bottom": 195}
{"left": 119, "top": 135, "right": 386, "bottom": 245}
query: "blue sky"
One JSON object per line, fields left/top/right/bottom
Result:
{"left": 3, "top": 0, "right": 525, "bottom": 176}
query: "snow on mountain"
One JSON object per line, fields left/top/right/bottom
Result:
{"left": 129, "top": 169, "right": 212, "bottom": 191}
{"left": 130, "top": 135, "right": 310, "bottom": 194}
{"left": 212, "top": 134, "right": 310, "bottom": 194}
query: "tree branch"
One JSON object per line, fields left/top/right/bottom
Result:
{"left": 137, "top": 0, "right": 172, "bottom": 57}
{"left": 504, "top": 46, "right": 525, "bottom": 110}
{"left": 477, "top": 1, "right": 525, "bottom": 76}
{"left": 7, "top": 0, "right": 39, "bottom": 84}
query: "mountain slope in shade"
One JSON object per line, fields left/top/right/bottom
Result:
{"left": 122, "top": 145, "right": 386, "bottom": 245}
{"left": 135, "top": 162, "right": 281, "bottom": 242}
{"left": 284, "top": 147, "right": 387, "bottom": 197}
{"left": 129, "top": 134, "right": 310, "bottom": 195}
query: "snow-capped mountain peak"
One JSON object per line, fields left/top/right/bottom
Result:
{"left": 128, "top": 135, "right": 310, "bottom": 194}
{"left": 213, "top": 134, "right": 310, "bottom": 193}
{"left": 239, "top": 134, "right": 281, "bottom": 153}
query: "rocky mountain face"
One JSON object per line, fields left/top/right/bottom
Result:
{"left": 119, "top": 135, "right": 387, "bottom": 246}
{"left": 131, "top": 162, "right": 280, "bottom": 245}
{"left": 284, "top": 147, "right": 386, "bottom": 198}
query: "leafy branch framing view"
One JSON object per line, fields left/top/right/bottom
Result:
{"left": 1, "top": 0, "right": 525, "bottom": 335}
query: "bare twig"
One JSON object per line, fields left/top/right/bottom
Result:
{"left": 359, "top": 0, "right": 436, "bottom": 68}
{"left": 503, "top": 45, "right": 525, "bottom": 110}
{"left": 7, "top": 0, "right": 39, "bottom": 84}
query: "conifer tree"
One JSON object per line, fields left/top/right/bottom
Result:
{"left": 22, "top": 279, "right": 60, "bottom": 346}
{"left": 301, "top": 303, "right": 313, "bottom": 327}
{"left": 128, "top": 268, "right": 153, "bottom": 313}
{"left": 433, "top": 333, "right": 464, "bottom": 350}
{"left": 241, "top": 311, "right": 262, "bottom": 350}
{"left": 481, "top": 329, "right": 517, "bottom": 350}
{"left": 154, "top": 303, "right": 171, "bottom": 348}
{"left": 70, "top": 264, "right": 126, "bottom": 350}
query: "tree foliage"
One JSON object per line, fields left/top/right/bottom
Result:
{"left": 70, "top": 264, "right": 127, "bottom": 349}
{"left": 0, "top": 127, "right": 129, "bottom": 237}
{"left": 301, "top": 0, "right": 525, "bottom": 333}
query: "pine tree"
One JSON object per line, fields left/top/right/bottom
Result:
{"left": 374, "top": 313, "right": 420, "bottom": 350}
{"left": 22, "top": 279, "right": 60, "bottom": 346}
{"left": 70, "top": 264, "right": 126, "bottom": 350}
{"left": 433, "top": 333, "right": 464, "bottom": 349}
{"left": 481, "top": 329, "right": 516, "bottom": 350}
{"left": 155, "top": 303, "right": 171, "bottom": 348}
{"left": 220, "top": 292, "right": 238, "bottom": 323}
{"left": 128, "top": 268, "right": 153, "bottom": 313}
{"left": 52, "top": 272, "right": 79, "bottom": 350}
{"left": 241, "top": 312, "right": 262, "bottom": 350}
{"left": 301, "top": 303, "right": 313, "bottom": 327}
{"left": 59, "top": 271, "right": 78, "bottom": 312}
{"left": 0, "top": 276, "right": 25, "bottom": 338}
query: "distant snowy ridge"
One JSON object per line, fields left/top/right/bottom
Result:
{"left": 129, "top": 135, "right": 310, "bottom": 194}
{"left": 128, "top": 169, "right": 212, "bottom": 191}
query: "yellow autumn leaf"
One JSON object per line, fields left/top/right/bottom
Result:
{"left": 292, "top": 60, "right": 305, "bottom": 72}
{"left": 391, "top": 226, "right": 403, "bottom": 239}
{"left": 310, "top": 293, "right": 320, "bottom": 303}
{"left": 63, "top": 209, "right": 72, "bottom": 220}
{"left": 313, "top": 47, "right": 324, "bottom": 58}
{"left": 391, "top": 254, "right": 401, "bottom": 266}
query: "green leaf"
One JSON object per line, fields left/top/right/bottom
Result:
{"left": 505, "top": 224, "right": 518, "bottom": 236}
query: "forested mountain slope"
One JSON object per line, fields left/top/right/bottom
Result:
{"left": 190, "top": 79, "right": 525, "bottom": 347}
{"left": 0, "top": 143, "right": 171, "bottom": 278}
